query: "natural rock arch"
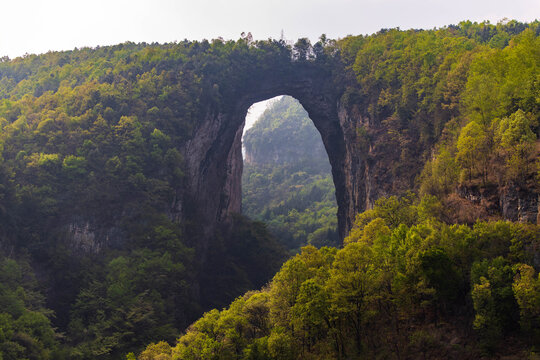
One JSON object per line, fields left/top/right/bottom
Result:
{"left": 180, "top": 61, "right": 366, "bottom": 246}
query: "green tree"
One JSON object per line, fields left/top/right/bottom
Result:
{"left": 496, "top": 109, "right": 537, "bottom": 182}
{"left": 456, "top": 121, "right": 487, "bottom": 183}
{"left": 512, "top": 264, "right": 540, "bottom": 340}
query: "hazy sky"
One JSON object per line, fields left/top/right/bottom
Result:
{"left": 1, "top": 0, "right": 538, "bottom": 58}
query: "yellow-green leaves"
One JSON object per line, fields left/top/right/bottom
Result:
{"left": 497, "top": 109, "right": 537, "bottom": 149}
{"left": 456, "top": 121, "right": 487, "bottom": 182}
{"left": 512, "top": 264, "right": 540, "bottom": 335}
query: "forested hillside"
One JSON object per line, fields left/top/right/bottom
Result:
{"left": 138, "top": 195, "right": 540, "bottom": 359}
{"left": 242, "top": 96, "right": 338, "bottom": 250}
{"left": 0, "top": 41, "right": 290, "bottom": 359}
{"left": 337, "top": 20, "right": 539, "bottom": 213}
{"left": 0, "top": 19, "right": 538, "bottom": 360}
{"left": 137, "top": 20, "right": 540, "bottom": 359}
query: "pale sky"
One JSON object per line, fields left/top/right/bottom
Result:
{"left": 244, "top": 96, "right": 282, "bottom": 131}
{"left": 0, "top": 0, "right": 538, "bottom": 59}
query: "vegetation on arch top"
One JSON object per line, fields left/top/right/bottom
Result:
{"left": 0, "top": 34, "right": 339, "bottom": 106}
{"left": 1, "top": 19, "right": 537, "bottom": 99}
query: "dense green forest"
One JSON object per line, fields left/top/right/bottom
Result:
{"left": 0, "top": 38, "right": 292, "bottom": 359}
{"left": 135, "top": 20, "right": 540, "bottom": 359}
{"left": 0, "top": 18, "right": 538, "bottom": 359}
{"left": 136, "top": 194, "right": 540, "bottom": 359}
{"left": 242, "top": 96, "right": 339, "bottom": 251}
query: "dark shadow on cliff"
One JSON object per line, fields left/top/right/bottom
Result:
{"left": 198, "top": 214, "right": 288, "bottom": 311}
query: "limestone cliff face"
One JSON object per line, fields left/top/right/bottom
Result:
{"left": 500, "top": 185, "right": 539, "bottom": 223}
{"left": 66, "top": 218, "right": 124, "bottom": 255}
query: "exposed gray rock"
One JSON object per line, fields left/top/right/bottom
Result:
{"left": 456, "top": 183, "right": 539, "bottom": 224}
{"left": 66, "top": 219, "right": 124, "bottom": 255}
{"left": 68, "top": 222, "right": 100, "bottom": 254}
{"left": 500, "top": 184, "right": 539, "bottom": 223}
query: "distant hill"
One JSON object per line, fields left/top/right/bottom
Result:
{"left": 243, "top": 96, "right": 328, "bottom": 167}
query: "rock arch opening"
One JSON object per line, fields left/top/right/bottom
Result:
{"left": 241, "top": 95, "right": 340, "bottom": 249}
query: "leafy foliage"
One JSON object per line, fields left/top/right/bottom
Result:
{"left": 419, "top": 27, "right": 539, "bottom": 194}
{"left": 0, "top": 39, "right": 303, "bottom": 359}
{"left": 0, "top": 256, "right": 61, "bottom": 360}
{"left": 138, "top": 194, "right": 540, "bottom": 359}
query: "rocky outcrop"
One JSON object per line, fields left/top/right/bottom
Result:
{"left": 457, "top": 184, "right": 502, "bottom": 216}
{"left": 457, "top": 183, "right": 539, "bottom": 224}
{"left": 500, "top": 184, "right": 539, "bottom": 223}
{"left": 68, "top": 222, "right": 100, "bottom": 254}
{"left": 66, "top": 219, "right": 124, "bottom": 255}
